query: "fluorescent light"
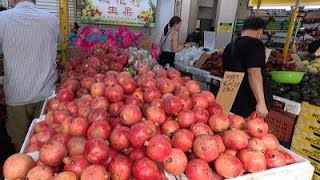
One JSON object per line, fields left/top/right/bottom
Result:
{"left": 304, "top": 5, "right": 320, "bottom": 9}
{"left": 253, "top": 6, "right": 292, "bottom": 10}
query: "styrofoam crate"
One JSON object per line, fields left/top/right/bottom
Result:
{"left": 174, "top": 62, "right": 189, "bottom": 72}
{"left": 188, "top": 67, "right": 210, "bottom": 82}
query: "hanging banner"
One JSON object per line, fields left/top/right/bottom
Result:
{"left": 249, "top": 0, "right": 320, "bottom": 6}
{"left": 81, "top": 0, "right": 157, "bottom": 28}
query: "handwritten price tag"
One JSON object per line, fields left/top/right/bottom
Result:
{"left": 216, "top": 71, "right": 244, "bottom": 114}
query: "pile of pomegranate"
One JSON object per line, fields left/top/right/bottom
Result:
{"left": 3, "top": 54, "right": 296, "bottom": 180}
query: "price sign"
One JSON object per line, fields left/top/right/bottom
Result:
{"left": 216, "top": 71, "right": 244, "bottom": 114}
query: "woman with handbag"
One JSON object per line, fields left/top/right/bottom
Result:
{"left": 159, "top": 16, "right": 191, "bottom": 68}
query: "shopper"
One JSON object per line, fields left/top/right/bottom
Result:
{"left": 222, "top": 17, "right": 273, "bottom": 118}
{"left": 0, "top": 0, "right": 60, "bottom": 151}
{"left": 159, "top": 16, "right": 191, "bottom": 68}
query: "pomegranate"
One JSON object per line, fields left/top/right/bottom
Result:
{"left": 225, "top": 149, "right": 238, "bottom": 156}
{"left": 190, "top": 122, "right": 213, "bottom": 137}
{"left": 208, "top": 113, "right": 230, "bottom": 132}
{"left": 63, "top": 155, "right": 90, "bottom": 176}
{"left": 91, "top": 96, "right": 109, "bottom": 110}
{"left": 81, "top": 164, "right": 110, "bottom": 180}
{"left": 52, "top": 133, "right": 70, "bottom": 145}
{"left": 120, "top": 104, "right": 142, "bottom": 126}
{"left": 95, "top": 73, "right": 106, "bottom": 82}
{"left": 77, "top": 106, "right": 91, "bottom": 119}
{"left": 207, "top": 103, "right": 223, "bottom": 115}
{"left": 280, "top": 150, "right": 296, "bottom": 164}
{"left": 116, "top": 72, "right": 131, "bottom": 84}
{"left": 212, "top": 171, "right": 224, "bottom": 180}
{"left": 62, "top": 79, "right": 79, "bottom": 92}
{"left": 26, "top": 165, "right": 54, "bottom": 180}
{"left": 81, "top": 77, "right": 96, "bottom": 90}
{"left": 174, "top": 86, "right": 190, "bottom": 97}
{"left": 185, "top": 80, "right": 201, "bottom": 95}
{"left": 223, "top": 130, "right": 249, "bottom": 150}
{"left": 172, "top": 129, "right": 194, "bottom": 152}
{"left": 25, "top": 143, "right": 40, "bottom": 153}
{"left": 67, "top": 136, "right": 87, "bottom": 157}
{"left": 163, "top": 148, "right": 187, "bottom": 175}
{"left": 144, "top": 105, "right": 166, "bottom": 125}
{"left": 109, "top": 126, "right": 131, "bottom": 151}
{"left": 87, "top": 120, "right": 111, "bottom": 140}
{"left": 84, "top": 138, "right": 109, "bottom": 164}
{"left": 108, "top": 154, "right": 133, "bottom": 180}
{"left": 214, "top": 154, "right": 243, "bottom": 178}
{"left": 229, "top": 114, "right": 245, "bottom": 130}
{"left": 201, "top": 91, "right": 215, "bottom": 104}
{"left": 105, "top": 84, "right": 124, "bottom": 103}
{"left": 53, "top": 110, "right": 70, "bottom": 124}
{"left": 130, "top": 147, "right": 146, "bottom": 160}
{"left": 39, "top": 140, "right": 68, "bottom": 167}
{"left": 161, "top": 119, "right": 180, "bottom": 137}
{"left": 161, "top": 96, "right": 182, "bottom": 115}
{"left": 45, "top": 111, "right": 54, "bottom": 125}
{"left": 143, "top": 87, "right": 162, "bottom": 103}
{"left": 120, "top": 79, "right": 137, "bottom": 95}
{"left": 48, "top": 98, "right": 60, "bottom": 111}
{"left": 125, "top": 95, "right": 142, "bottom": 106}
{"left": 79, "top": 94, "right": 93, "bottom": 106}
{"left": 261, "top": 133, "right": 280, "bottom": 151}
{"left": 192, "top": 107, "right": 209, "bottom": 123}
{"left": 110, "top": 117, "right": 125, "bottom": 128}
{"left": 146, "top": 135, "right": 172, "bottom": 162}
{"left": 142, "top": 120, "right": 157, "bottom": 136}
{"left": 150, "top": 98, "right": 162, "bottom": 107}
{"left": 104, "top": 147, "right": 118, "bottom": 169}
{"left": 265, "top": 149, "right": 286, "bottom": 168}
{"left": 141, "top": 78, "right": 157, "bottom": 89}
{"left": 109, "top": 101, "right": 124, "bottom": 117}
{"left": 103, "top": 77, "right": 118, "bottom": 87}
{"left": 60, "top": 116, "right": 73, "bottom": 134}
{"left": 192, "top": 93, "right": 209, "bottom": 109}
{"left": 90, "top": 82, "right": 106, "bottom": 98}
{"left": 158, "top": 78, "right": 175, "bottom": 94}
{"left": 34, "top": 121, "right": 50, "bottom": 133}
{"left": 246, "top": 119, "right": 268, "bottom": 139}
{"left": 53, "top": 172, "right": 78, "bottom": 180}
{"left": 248, "top": 138, "right": 266, "bottom": 153}
{"left": 213, "top": 135, "right": 226, "bottom": 153}
{"left": 238, "top": 149, "right": 267, "bottom": 172}
{"left": 167, "top": 68, "right": 181, "bottom": 79}
{"left": 37, "top": 129, "right": 56, "bottom": 144}
{"left": 177, "top": 110, "right": 196, "bottom": 128}
{"left": 69, "top": 117, "right": 89, "bottom": 136}
{"left": 3, "top": 153, "right": 35, "bottom": 180}
{"left": 133, "top": 157, "right": 159, "bottom": 180}
{"left": 185, "top": 159, "right": 213, "bottom": 180}
{"left": 76, "top": 88, "right": 89, "bottom": 97}
{"left": 193, "top": 134, "right": 219, "bottom": 162}
{"left": 66, "top": 101, "right": 78, "bottom": 117}
{"left": 178, "top": 95, "right": 193, "bottom": 111}
{"left": 88, "top": 108, "right": 109, "bottom": 123}
{"left": 57, "top": 88, "right": 74, "bottom": 102}
{"left": 132, "top": 88, "right": 144, "bottom": 103}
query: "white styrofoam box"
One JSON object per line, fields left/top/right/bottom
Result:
{"left": 188, "top": 67, "right": 210, "bottom": 82}
{"left": 273, "top": 95, "right": 301, "bottom": 116}
{"left": 174, "top": 62, "right": 189, "bottom": 73}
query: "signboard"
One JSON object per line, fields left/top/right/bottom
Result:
{"left": 81, "top": 0, "right": 157, "bottom": 28}
{"left": 218, "top": 23, "right": 233, "bottom": 33}
{"left": 249, "top": 0, "right": 320, "bottom": 6}
{"left": 216, "top": 71, "right": 245, "bottom": 114}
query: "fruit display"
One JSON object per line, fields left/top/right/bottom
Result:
{"left": 267, "top": 49, "right": 299, "bottom": 72}
{"left": 200, "top": 51, "right": 224, "bottom": 77}
{"left": 270, "top": 73, "right": 320, "bottom": 106}
{"left": 303, "top": 58, "right": 320, "bottom": 74}
{"left": 2, "top": 48, "right": 298, "bottom": 179}
{"left": 81, "top": 0, "right": 102, "bottom": 17}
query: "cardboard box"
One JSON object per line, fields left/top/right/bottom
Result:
{"left": 291, "top": 148, "right": 320, "bottom": 180}
{"left": 193, "top": 52, "right": 210, "bottom": 68}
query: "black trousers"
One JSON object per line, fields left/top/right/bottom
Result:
{"left": 158, "top": 51, "right": 175, "bottom": 68}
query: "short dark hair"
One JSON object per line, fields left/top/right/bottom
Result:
{"left": 164, "top": 16, "right": 182, "bottom": 35}
{"left": 242, "top": 17, "right": 266, "bottom": 31}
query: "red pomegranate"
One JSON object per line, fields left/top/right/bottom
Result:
{"left": 67, "top": 136, "right": 87, "bottom": 157}
{"left": 103, "top": 77, "right": 118, "bottom": 87}
{"left": 53, "top": 110, "right": 70, "bottom": 124}
{"left": 37, "top": 129, "right": 56, "bottom": 144}
{"left": 90, "top": 82, "right": 106, "bottom": 98}
{"left": 79, "top": 94, "right": 93, "bottom": 106}
{"left": 167, "top": 68, "right": 181, "bottom": 79}
{"left": 161, "top": 119, "right": 180, "bottom": 137}
{"left": 48, "top": 98, "right": 60, "bottom": 111}
{"left": 76, "top": 88, "right": 89, "bottom": 97}
{"left": 130, "top": 147, "right": 146, "bottom": 161}
{"left": 223, "top": 130, "right": 249, "bottom": 150}
{"left": 57, "top": 88, "right": 74, "bottom": 102}
{"left": 105, "top": 84, "right": 124, "bottom": 103}
{"left": 34, "top": 121, "right": 50, "bottom": 133}
{"left": 206, "top": 103, "right": 223, "bottom": 115}
{"left": 193, "top": 134, "right": 219, "bottom": 162}
{"left": 128, "top": 122, "right": 151, "bottom": 147}
{"left": 109, "top": 101, "right": 124, "bottom": 117}
{"left": 201, "top": 91, "right": 215, "bottom": 104}
{"left": 81, "top": 164, "right": 110, "bottom": 180}
{"left": 280, "top": 150, "right": 296, "bottom": 165}
{"left": 65, "top": 101, "right": 78, "bottom": 117}
{"left": 25, "top": 143, "right": 40, "bottom": 153}
{"left": 60, "top": 116, "right": 72, "bottom": 134}
{"left": 95, "top": 73, "right": 106, "bottom": 82}
{"left": 109, "top": 126, "right": 131, "bottom": 151}
{"left": 161, "top": 96, "right": 182, "bottom": 115}
{"left": 52, "top": 133, "right": 70, "bottom": 145}
{"left": 88, "top": 108, "right": 109, "bottom": 124}
{"left": 163, "top": 148, "right": 188, "bottom": 175}
{"left": 53, "top": 171, "right": 78, "bottom": 180}
{"left": 110, "top": 117, "right": 125, "bottom": 128}
{"left": 246, "top": 119, "right": 268, "bottom": 139}
{"left": 185, "top": 159, "right": 213, "bottom": 180}
{"left": 185, "top": 80, "right": 201, "bottom": 95}
{"left": 91, "top": 96, "right": 109, "bottom": 110}
{"left": 265, "top": 149, "right": 286, "bottom": 168}
{"left": 84, "top": 139, "right": 109, "bottom": 164}
{"left": 39, "top": 140, "right": 68, "bottom": 167}
{"left": 63, "top": 155, "right": 90, "bottom": 176}
{"left": 132, "top": 88, "right": 144, "bottom": 103}
{"left": 108, "top": 154, "right": 133, "bottom": 180}
{"left": 261, "top": 133, "right": 280, "bottom": 151}
{"left": 225, "top": 149, "right": 238, "bottom": 156}
{"left": 143, "top": 87, "right": 162, "bottom": 103}
{"left": 229, "top": 114, "right": 245, "bottom": 130}
{"left": 172, "top": 129, "right": 194, "bottom": 152}
{"left": 190, "top": 122, "right": 213, "bottom": 137}
{"left": 45, "top": 111, "right": 54, "bottom": 125}
{"left": 104, "top": 147, "right": 118, "bottom": 169}
{"left": 177, "top": 110, "right": 196, "bottom": 128}
{"left": 62, "top": 78, "right": 79, "bottom": 92}
{"left": 3, "top": 153, "right": 35, "bottom": 180}
{"left": 120, "top": 79, "right": 137, "bottom": 95}
{"left": 208, "top": 113, "right": 230, "bottom": 132}
{"left": 77, "top": 106, "right": 91, "bottom": 119}
{"left": 213, "top": 135, "right": 226, "bottom": 153}
{"left": 125, "top": 95, "right": 142, "bottom": 106}
{"left": 140, "top": 78, "right": 157, "bottom": 89}
{"left": 144, "top": 105, "right": 166, "bottom": 125}
{"left": 146, "top": 135, "right": 172, "bottom": 162}
{"left": 116, "top": 72, "right": 131, "bottom": 84}
{"left": 87, "top": 120, "right": 111, "bottom": 140}
{"left": 192, "top": 107, "right": 209, "bottom": 123}
{"left": 69, "top": 117, "right": 89, "bottom": 136}
{"left": 133, "top": 157, "right": 159, "bottom": 180}
{"left": 248, "top": 138, "right": 266, "bottom": 153}
{"left": 80, "top": 77, "right": 96, "bottom": 90}
{"left": 214, "top": 153, "right": 243, "bottom": 178}
{"left": 178, "top": 95, "right": 193, "bottom": 111}
{"left": 192, "top": 93, "right": 209, "bottom": 109}
{"left": 238, "top": 149, "right": 267, "bottom": 172}
{"left": 150, "top": 98, "right": 162, "bottom": 107}
{"left": 120, "top": 104, "right": 142, "bottom": 126}
{"left": 174, "top": 86, "right": 190, "bottom": 97}
{"left": 26, "top": 165, "right": 54, "bottom": 180}
{"left": 158, "top": 78, "right": 175, "bottom": 94}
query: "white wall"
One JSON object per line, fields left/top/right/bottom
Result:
{"left": 179, "top": 0, "right": 191, "bottom": 43}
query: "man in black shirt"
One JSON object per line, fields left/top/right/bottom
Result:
{"left": 223, "top": 17, "right": 273, "bottom": 118}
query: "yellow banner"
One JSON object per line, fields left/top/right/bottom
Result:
{"left": 249, "top": 0, "right": 320, "bottom": 6}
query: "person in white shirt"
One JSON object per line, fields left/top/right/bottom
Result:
{"left": 0, "top": 0, "right": 60, "bottom": 151}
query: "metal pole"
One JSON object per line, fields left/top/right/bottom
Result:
{"left": 255, "top": 0, "right": 262, "bottom": 16}
{"left": 283, "top": 0, "right": 301, "bottom": 62}
{"left": 59, "top": 0, "right": 69, "bottom": 62}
